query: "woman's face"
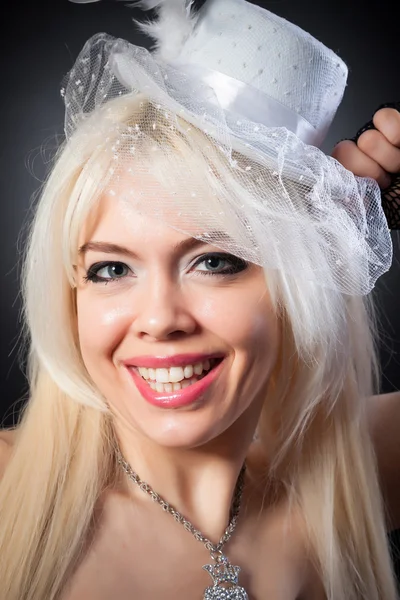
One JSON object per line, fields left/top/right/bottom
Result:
{"left": 75, "top": 187, "right": 280, "bottom": 451}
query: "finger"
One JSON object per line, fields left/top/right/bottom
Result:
{"left": 357, "top": 129, "right": 400, "bottom": 174}
{"left": 373, "top": 107, "right": 400, "bottom": 147}
{"left": 331, "top": 140, "right": 391, "bottom": 189}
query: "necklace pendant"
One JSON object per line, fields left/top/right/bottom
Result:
{"left": 203, "top": 555, "right": 249, "bottom": 600}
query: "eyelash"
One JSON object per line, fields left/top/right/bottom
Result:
{"left": 83, "top": 253, "right": 248, "bottom": 284}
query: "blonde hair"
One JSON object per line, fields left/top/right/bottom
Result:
{"left": 0, "top": 95, "right": 397, "bottom": 599}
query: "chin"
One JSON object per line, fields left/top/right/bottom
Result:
{"left": 121, "top": 395, "right": 240, "bottom": 451}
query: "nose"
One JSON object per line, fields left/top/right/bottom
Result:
{"left": 131, "top": 272, "right": 198, "bottom": 341}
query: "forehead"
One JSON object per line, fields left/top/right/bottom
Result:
{"left": 75, "top": 156, "right": 262, "bottom": 268}
{"left": 80, "top": 193, "right": 197, "bottom": 248}
{"left": 79, "top": 168, "right": 241, "bottom": 247}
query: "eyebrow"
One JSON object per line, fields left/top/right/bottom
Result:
{"left": 78, "top": 232, "right": 234, "bottom": 259}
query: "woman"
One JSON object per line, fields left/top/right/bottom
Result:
{"left": 0, "top": 0, "right": 399, "bottom": 598}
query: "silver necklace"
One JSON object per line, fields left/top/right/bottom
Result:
{"left": 116, "top": 449, "right": 249, "bottom": 600}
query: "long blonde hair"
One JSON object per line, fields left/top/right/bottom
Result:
{"left": 0, "top": 95, "right": 397, "bottom": 600}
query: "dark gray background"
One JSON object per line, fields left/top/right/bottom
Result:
{"left": 1, "top": 0, "right": 399, "bottom": 427}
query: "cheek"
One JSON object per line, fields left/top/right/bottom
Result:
{"left": 194, "top": 289, "right": 277, "bottom": 355}
{"left": 76, "top": 292, "right": 135, "bottom": 362}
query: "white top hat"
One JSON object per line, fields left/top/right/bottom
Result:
{"left": 147, "top": 0, "right": 348, "bottom": 147}
{"left": 61, "top": 0, "right": 392, "bottom": 295}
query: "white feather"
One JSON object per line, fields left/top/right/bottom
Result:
{"left": 124, "top": 0, "right": 198, "bottom": 62}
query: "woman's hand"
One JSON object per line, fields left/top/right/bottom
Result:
{"left": 331, "top": 107, "right": 400, "bottom": 189}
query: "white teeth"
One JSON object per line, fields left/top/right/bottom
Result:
{"left": 183, "top": 364, "right": 194, "bottom": 379}
{"left": 138, "top": 359, "right": 219, "bottom": 392}
{"left": 155, "top": 368, "right": 169, "bottom": 383}
{"left": 169, "top": 366, "right": 185, "bottom": 382}
{"left": 138, "top": 367, "right": 149, "bottom": 379}
{"left": 193, "top": 363, "right": 203, "bottom": 376}
{"left": 144, "top": 378, "right": 200, "bottom": 394}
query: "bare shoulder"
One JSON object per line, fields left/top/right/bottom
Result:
{"left": 368, "top": 391, "right": 400, "bottom": 530}
{"left": 0, "top": 428, "right": 17, "bottom": 477}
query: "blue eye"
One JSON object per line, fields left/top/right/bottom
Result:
{"left": 84, "top": 262, "right": 130, "bottom": 283}
{"left": 193, "top": 253, "right": 248, "bottom": 275}
{"left": 83, "top": 253, "right": 248, "bottom": 285}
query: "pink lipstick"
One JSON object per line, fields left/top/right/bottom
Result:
{"left": 124, "top": 355, "right": 225, "bottom": 409}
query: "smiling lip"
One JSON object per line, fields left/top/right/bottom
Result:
{"left": 122, "top": 353, "right": 224, "bottom": 369}
{"left": 126, "top": 358, "right": 225, "bottom": 409}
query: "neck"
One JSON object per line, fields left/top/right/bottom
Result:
{"left": 114, "top": 417, "right": 257, "bottom": 543}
